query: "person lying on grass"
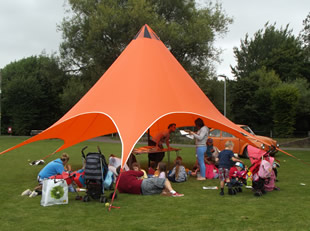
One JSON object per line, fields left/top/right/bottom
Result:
{"left": 116, "top": 166, "right": 184, "bottom": 197}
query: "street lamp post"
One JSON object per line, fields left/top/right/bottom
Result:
{"left": 218, "top": 74, "right": 227, "bottom": 117}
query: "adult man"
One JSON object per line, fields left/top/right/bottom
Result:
{"left": 117, "top": 167, "right": 184, "bottom": 197}
{"left": 148, "top": 123, "right": 176, "bottom": 166}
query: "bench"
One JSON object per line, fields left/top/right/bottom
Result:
{"left": 30, "top": 130, "right": 44, "bottom": 136}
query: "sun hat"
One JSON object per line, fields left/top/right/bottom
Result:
{"left": 235, "top": 162, "right": 244, "bottom": 169}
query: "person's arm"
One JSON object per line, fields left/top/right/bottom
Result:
{"left": 165, "top": 134, "right": 170, "bottom": 149}
{"left": 168, "top": 167, "right": 176, "bottom": 177}
{"left": 191, "top": 127, "right": 208, "bottom": 141}
{"left": 128, "top": 170, "right": 144, "bottom": 178}
{"left": 231, "top": 156, "right": 243, "bottom": 163}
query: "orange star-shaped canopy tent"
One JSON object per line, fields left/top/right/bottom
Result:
{"left": 0, "top": 25, "right": 260, "bottom": 167}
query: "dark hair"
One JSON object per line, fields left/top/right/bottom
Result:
{"left": 131, "top": 162, "right": 140, "bottom": 170}
{"left": 168, "top": 123, "right": 176, "bottom": 129}
{"left": 195, "top": 118, "right": 204, "bottom": 128}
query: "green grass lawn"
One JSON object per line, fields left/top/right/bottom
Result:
{"left": 0, "top": 136, "right": 310, "bottom": 231}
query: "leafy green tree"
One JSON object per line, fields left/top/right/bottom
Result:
{"left": 299, "top": 12, "right": 310, "bottom": 58}
{"left": 59, "top": 0, "right": 232, "bottom": 86}
{"left": 271, "top": 84, "right": 300, "bottom": 137}
{"left": 1, "top": 55, "right": 67, "bottom": 135}
{"left": 59, "top": 77, "right": 87, "bottom": 114}
{"left": 291, "top": 78, "right": 310, "bottom": 134}
{"left": 229, "top": 68, "right": 281, "bottom": 133}
{"left": 232, "top": 23, "right": 309, "bottom": 82}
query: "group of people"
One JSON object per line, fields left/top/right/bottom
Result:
{"left": 21, "top": 117, "right": 268, "bottom": 199}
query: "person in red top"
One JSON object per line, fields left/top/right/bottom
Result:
{"left": 229, "top": 162, "right": 244, "bottom": 194}
{"left": 116, "top": 167, "right": 184, "bottom": 197}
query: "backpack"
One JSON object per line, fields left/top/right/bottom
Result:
{"left": 258, "top": 159, "right": 272, "bottom": 179}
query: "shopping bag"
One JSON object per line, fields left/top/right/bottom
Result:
{"left": 41, "top": 178, "right": 68, "bottom": 207}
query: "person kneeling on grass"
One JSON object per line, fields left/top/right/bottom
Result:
{"left": 21, "top": 153, "right": 70, "bottom": 198}
{"left": 116, "top": 166, "right": 184, "bottom": 197}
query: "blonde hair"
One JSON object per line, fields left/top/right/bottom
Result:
{"left": 225, "top": 140, "right": 234, "bottom": 148}
{"left": 61, "top": 153, "right": 70, "bottom": 162}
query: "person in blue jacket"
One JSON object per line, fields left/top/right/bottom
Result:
{"left": 21, "top": 153, "right": 70, "bottom": 197}
{"left": 37, "top": 153, "right": 70, "bottom": 182}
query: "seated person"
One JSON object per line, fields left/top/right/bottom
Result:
{"left": 229, "top": 162, "right": 245, "bottom": 193}
{"left": 116, "top": 166, "right": 184, "bottom": 197}
{"left": 168, "top": 156, "right": 187, "bottom": 183}
{"left": 157, "top": 162, "right": 167, "bottom": 179}
{"left": 147, "top": 161, "right": 156, "bottom": 177}
{"left": 205, "top": 156, "right": 219, "bottom": 179}
{"left": 108, "top": 154, "right": 129, "bottom": 180}
{"left": 206, "top": 138, "right": 220, "bottom": 163}
{"left": 131, "top": 162, "right": 147, "bottom": 179}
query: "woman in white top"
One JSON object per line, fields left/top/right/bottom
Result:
{"left": 188, "top": 118, "right": 209, "bottom": 180}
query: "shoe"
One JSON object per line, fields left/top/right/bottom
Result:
{"left": 197, "top": 177, "right": 206, "bottom": 181}
{"left": 29, "top": 191, "right": 38, "bottom": 198}
{"left": 219, "top": 191, "right": 224, "bottom": 196}
{"left": 172, "top": 192, "right": 184, "bottom": 197}
{"left": 21, "top": 189, "right": 32, "bottom": 196}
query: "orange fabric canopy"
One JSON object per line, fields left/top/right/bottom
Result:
{"left": 0, "top": 25, "right": 263, "bottom": 167}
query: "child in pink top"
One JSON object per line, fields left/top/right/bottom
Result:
{"left": 205, "top": 156, "right": 218, "bottom": 179}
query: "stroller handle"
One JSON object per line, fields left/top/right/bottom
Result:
{"left": 81, "top": 146, "right": 88, "bottom": 159}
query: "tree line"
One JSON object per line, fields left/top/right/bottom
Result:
{"left": 0, "top": 0, "right": 309, "bottom": 138}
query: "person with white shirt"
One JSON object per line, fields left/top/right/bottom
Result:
{"left": 187, "top": 118, "right": 209, "bottom": 180}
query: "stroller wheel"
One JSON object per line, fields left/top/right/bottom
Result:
{"left": 109, "top": 192, "right": 117, "bottom": 200}
{"left": 100, "top": 195, "right": 107, "bottom": 203}
{"left": 83, "top": 195, "right": 90, "bottom": 202}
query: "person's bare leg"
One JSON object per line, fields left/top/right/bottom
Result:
{"left": 220, "top": 180, "right": 225, "bottom": 189}
{"left": 164, "top": 179, "right": 174, "bottom": 191}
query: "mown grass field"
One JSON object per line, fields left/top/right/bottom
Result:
{"left": 0, "top": 136, "right": 309, "bottom": 231}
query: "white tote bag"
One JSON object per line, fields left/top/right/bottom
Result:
{"left": 41, "top": 178, "right": 68, "bottom": 207}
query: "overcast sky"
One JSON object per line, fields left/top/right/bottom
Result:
{"left": 0, "top": 0, "right": 309, "bottom": 79}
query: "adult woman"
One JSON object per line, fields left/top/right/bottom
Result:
{"left": 188, "top": 118, "right": 209, "bottom": 180}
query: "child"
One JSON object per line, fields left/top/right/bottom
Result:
{"left": 168, "top": 156, "right": 187, "bottom": 183}
{"left": 157, "top": 162, "right": 167, "bottom": 179}
{"left": 229, "top": 162, "right": 244, "bottom": 193}
{"left": 216, "top": 141, "right": 243, "bottom": 196}
{"left": 131, "top": 162, "right": 148, "bottom": 179}
{"left": 206, "top": 138, "right": 219, "bottom": 160}
{"left": 205, "top": 156, "right": 218, "bottom": 179}
{"left": 148, "top": 161, "right": 156, "bottom": 177}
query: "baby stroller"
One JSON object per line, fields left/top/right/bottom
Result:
{"left": 82, "top": 146, "right": 112, "bottom": 203}
{"left": 244, "top": 145, "right": 276, "bottom": 196}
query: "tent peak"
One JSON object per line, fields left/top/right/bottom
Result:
{"left": 134, "top": 24, "right": 160, "bottom": 41}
